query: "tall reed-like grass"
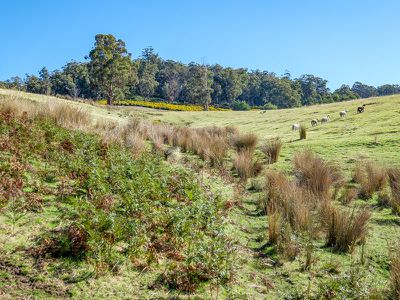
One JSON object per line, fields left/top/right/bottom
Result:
{"left": 353, "top": 162, "right": 387, "bottom": 199}
{"left": 390, "top": 242, "right": 400, "bottom": 299}
{"left": 232, "top": 150, "right": 262, "bottom": 181}
{"left": 299, "top": 124, "right": 306, "bottom": 140}
{"left": 261, "top": 137, "right": 282, "bottom": 164}
{"left": 231, "top": 133, "right": 258, "bottom": 154}
{"left": 321, "top": 203, "right": 370, "bottom": 253}
{"left": 293, "top": 150, "right": 343, "bottom": 200}
{"left": 388, "top": 168, "right": 400, "bottom": 214}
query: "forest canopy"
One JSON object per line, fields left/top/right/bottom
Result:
{"left": 1, "top": 34, "right": 399, "bottom": 110}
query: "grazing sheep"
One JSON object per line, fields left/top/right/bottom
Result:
{"left": 357, "top": 105, "right": 365, "bottom": 113}
{"left": 339, "top": 110, "right": 348, "bottom": 117}
{"left": 292, "top": 123, "right": 300, "bottom": 131}
{"left": 321, "top": 115, "right": 331, "bottom": 123}
{"left": 311, "top": 119, "right": 318, "bottom": 127}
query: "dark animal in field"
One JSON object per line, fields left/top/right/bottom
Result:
{"left": 357, "top": 105, "right": 366, "bottom": 113}
{"left": 311, "top": 119, "right": 318, "bottom": 126}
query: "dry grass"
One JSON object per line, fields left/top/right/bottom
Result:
{"left": 353, "top": 162, "right": 387, "bottom": 199}
{"left": 321, "top": 203, "right": 370, "bottom": 253}
{"left": 299, "top": 124, "right": 306, "bottom": 140}
{"left": 293, "top": 150, "right": 343, "bottom": 199}
{"left": 231, "top": 133, "right": 258, "bottom": 154}
{"left": 232, "top": 150, "right": 262, "bottom": 181}
{"left": 261, "top": 137, "right": 282, "bottom": 164}
{"left": 46, "top": 102, "right": 90, "bottom": 129}
{"left": 339, "top": 188, "right": 359, "bottom": 205}
{"left": 390, "top": 243, "right": 400, "bottom": 299}
{"left": 267, "top": 209, "right": 281, "bottom": 245}
{"left": 264, "top": 170, "right": 313, "bottom": 233}
{"left": 387, "top": 168, "right": 400, "bottom": 214}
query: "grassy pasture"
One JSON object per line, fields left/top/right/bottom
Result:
{"left": 118, "top": 94, "right": 400, "bottom": 173}
{"left": 1, "top": 89, "right": 400, "bottom": 298}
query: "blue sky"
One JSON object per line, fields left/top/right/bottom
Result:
{"left": 1, "top": 0, "right": 399, "bottom": 89}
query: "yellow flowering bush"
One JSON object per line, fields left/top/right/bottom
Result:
{"left": 98, "top": 99, "right": 230, "bottom": 111}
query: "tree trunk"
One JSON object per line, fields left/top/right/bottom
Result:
{"left": 107, "top": 84, "right": 113, "bottom": 105}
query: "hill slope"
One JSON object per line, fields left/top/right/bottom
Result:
{"left": 1, "top": 89, "right": 400, "bottom": 299}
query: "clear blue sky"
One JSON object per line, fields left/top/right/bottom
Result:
{"left": 1, "top": 0, "right": 399, "bottom": 89}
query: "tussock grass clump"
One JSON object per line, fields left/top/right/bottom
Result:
{"left": 264, "top": 170, "right": 313, "bottom": 236}
{"left": 299, "top": 124, "right": 307, "bottom": 140}
{"left": 261, "top": 137, "right": 282, "bottom": 164}
{"left": 232, "top": 150, "right": 262, "bottom": 181}
{"left": 231, "top": 133, "right": 258, "bottom": 154}
{"left": 339, "top": 187, "right": 359, "bottom": 205}
{"left": 388, "top": 168, "right": 400, "bottom": 214}
{"left": 293, "top": 150, "right": 343, "bottom": 199}
{"left": 206, "top": 137, "right": 229, "bottom": 167}
{"left": 267, "top": 209, "right": 281, "bottom": 245}
{"left": 390, "top": 243, "right": 400, "bottom": 299}
{"left": 353, "top": 162, "right": 387, "bottom": 199}
{"left": 321, "top": 203, "right": 370, "bottom": 253}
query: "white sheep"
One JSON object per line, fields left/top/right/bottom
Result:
{"left": 321, "top": 115, "right": 330, "bottom": 123}
{"left": 339, "top": 110, "right": 348, "bottom": 117}
{"left": 292, "top": 123, "right": 300, "bottom": 131}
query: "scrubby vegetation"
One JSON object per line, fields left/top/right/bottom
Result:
{"left": 98, "top": 99, "right": 229, "bottom": 111}
{"left": 0, "top": 98, "right": 232, "bottom": 297}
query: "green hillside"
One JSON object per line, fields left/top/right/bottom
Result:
{"left": 1, "top": 89, "right": 400, "bottom": 299}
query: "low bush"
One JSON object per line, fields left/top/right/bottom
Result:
{"left": 98, "top": 99, "right": 229, "bottom": 111}
{"left": 263, "top": 102, "right": 278, "bottom": 110}
{"left": 231, "top": 100, "right": 250, "bottom": 111}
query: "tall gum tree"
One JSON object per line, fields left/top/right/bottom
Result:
{"left": 88, "top": 34, "right": 132, "bottom": 105}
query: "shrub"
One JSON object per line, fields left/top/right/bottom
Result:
{"left": 321, "top": 204, "right": 370, "bottom": 253}
{"left": 231, "top": 100, "right": 250, "bottom": 111}
{"left": 261, "top": 137, "right": 282, "bottom": 164}
{"left": 293, "top": 150, "right": 343, "bottom": 199}
{"left": 299, "top": 124, "right": 307, "bottom": 140}
{"left": 98, "top": 99, "right": 230, "bottom": 111}
{"left": 232, "top": 150, "right": 262, "bottom": 180}
{"left": 263, "top": 102, "right": 278, "bottom": 110}
{"left": 354, "top": 162, "right": 387, "bottom": 199}
{"left": 231, "top": 133, "right": 258, "bottom": 154}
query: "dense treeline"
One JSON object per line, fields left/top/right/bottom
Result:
{"left": 1, "top": 34, "right": 400, "bottom": 109}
